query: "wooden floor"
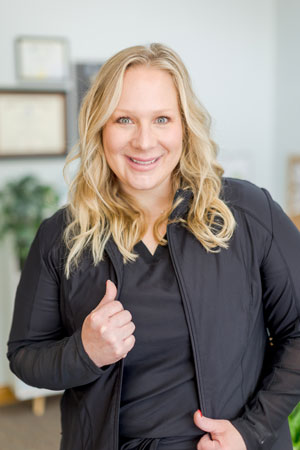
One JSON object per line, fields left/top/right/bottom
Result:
{"left": 0, "top": 394, "right": 61, "bottom": 450}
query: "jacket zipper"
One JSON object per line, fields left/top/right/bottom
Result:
{"left": 105, "top": 244, "right": 124, "bottom": 450}
{"left": 114, "top": 360, "right": 124, "bottom": 450}
{"left": 167, "top": 225, "right": 207, "bottom": 416}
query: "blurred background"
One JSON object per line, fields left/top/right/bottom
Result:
{"left": 0, "top": 0, "right": 300, "bottom": 448}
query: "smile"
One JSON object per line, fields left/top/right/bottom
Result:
{"left": 129, "top": 157, "right": 159, "bottom": 165}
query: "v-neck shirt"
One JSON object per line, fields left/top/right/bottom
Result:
{"left": 119, "top": 239, "right": 201, "bottom": 449}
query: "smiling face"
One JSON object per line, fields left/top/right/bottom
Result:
{"left": 102, "top": 65, "right": 183, "bottom": 199}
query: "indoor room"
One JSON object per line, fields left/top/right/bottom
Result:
{"left": 0, "top": 1, "right": 299, "bottom": 449}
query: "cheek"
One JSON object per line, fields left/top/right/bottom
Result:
{"left": 167, "top": 128, "right": 183, "bottom": 156}
{"left": 103, "top": 129, "right": 123, "bottom": 158}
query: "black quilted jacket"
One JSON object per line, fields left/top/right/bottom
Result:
{"left": 7, "top": 178, "right": 300, "bottom": 449}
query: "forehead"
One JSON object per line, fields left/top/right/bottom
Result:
{"left": 116, "top": 66, "right": 179, "bottom": 110}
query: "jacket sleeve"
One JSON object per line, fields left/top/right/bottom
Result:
{"left": 7, "top": 218, "right": 105, "bottom": 390}
{"left": 231, "top": 189, "right": 300, "bottom": 449}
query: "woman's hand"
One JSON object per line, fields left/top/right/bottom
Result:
{"left": 193, "top": 410, "right": 247, "bottom": 450}
{"left": 81, "top": 280, "right": 136, "bottom": 367}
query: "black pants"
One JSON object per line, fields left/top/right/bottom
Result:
{"left": 119, "top": 436, "right": 200, "bottom": 449}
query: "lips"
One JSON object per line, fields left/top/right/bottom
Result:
{"left": 127, "top": 156, "right": 160, "bottom": 166}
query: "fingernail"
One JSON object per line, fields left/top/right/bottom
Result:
{"left": 198, "top": 409, "right": 203, "bottom": 418}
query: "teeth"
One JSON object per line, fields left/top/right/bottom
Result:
{"left": 130, "top": 158, "right": 157, "bottom": 165}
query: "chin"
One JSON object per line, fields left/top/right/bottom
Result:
{"left": 124, "top": 177, "right": 159, "bottom": 191}
{"left": 130, "top": 183, "right": 157, "bottom": 191}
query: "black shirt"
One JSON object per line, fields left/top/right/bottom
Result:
{"left": 119, "top": 239, "right": 201, "bottom": 449}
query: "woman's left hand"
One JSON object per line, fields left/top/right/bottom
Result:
{"left": 193, "top": 410, "right": 247, "bottom": 450}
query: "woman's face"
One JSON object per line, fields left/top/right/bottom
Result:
{"left": 102, "top": 66, "right": 183, "bottom": 198}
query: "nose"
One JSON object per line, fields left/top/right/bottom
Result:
{"left": 131, "top": 123, "right": 157, "bottom": 151}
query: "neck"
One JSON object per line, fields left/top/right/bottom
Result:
{"left": 120, "top": 181, "right": 174, "bottom": 219}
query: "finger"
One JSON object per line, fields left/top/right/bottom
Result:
{"left": 122, "top": 334, "right": 136, "bottom": 353}
{"left": 101, "top": 300, "right": 124, "bottom": 318}
{"left": 110, "top": 309, "right": 133, "bottom": 327}
{"left": 95, "top": 280, "right": 117, "bottom": 309}
{"left": 194, "top": 410, "right": 224, "bottom": 434}
{"left": 100, "top": 322, "right": 135, "bottom": 348}
{"left": 115, "top": 335, "right": 135, "bottom": 361}
{"left": 91, "top": 300, "right": 124, "bottom": 325}
{"left": 89, "top": 301, "right": 124, "bottom": 329}
{"left": 118, "top": 321, "right": 136, "bottom": 340}
{"left": 197, "top": 434, "right": 219, "bottom": 450}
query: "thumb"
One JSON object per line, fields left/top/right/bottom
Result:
{"left": 98, "top": 280, "right": 117, "bottom": 306}
{"left": 193, "top": 410, "right": 222, "bottom": 434}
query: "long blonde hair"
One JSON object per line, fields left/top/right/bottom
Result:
{"left": 63, "top": 43, "right": 236, "bottom": 278}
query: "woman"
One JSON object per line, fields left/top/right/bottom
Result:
{"left": 7, "top": 43, "right": 300, "bottom": 450}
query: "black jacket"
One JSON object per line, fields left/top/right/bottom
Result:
{"left": 7, "top": 178, "right": 300, "bottom": 450}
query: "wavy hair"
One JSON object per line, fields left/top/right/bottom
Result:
{"left": 63, "top": 43, "right": 236, "bottom": 277}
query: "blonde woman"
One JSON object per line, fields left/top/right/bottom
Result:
{"left": 7, "top": 44, "right": 300, "bottom": 450}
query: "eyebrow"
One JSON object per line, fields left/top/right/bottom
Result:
{"left": 113, "top": 108, "right": 175, "bottom": 115}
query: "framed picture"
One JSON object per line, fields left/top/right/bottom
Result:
{"left": 287, "top": 155, "right": 300, "bottom": 216}
{"left": 15, "top": 36, "right": 69, "bottom": 81}
{"left": 75, "top": 62, "right": 103, "bottom": 113}
{"left": 0, "top": 90, "right": 67, "bottom": 157}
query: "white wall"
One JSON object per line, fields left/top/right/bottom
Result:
{"left": 0, "top": 0, "right": 277, "bottom": 194}
{"left": 0, "top": 237, "right": 20, "bottom": 385}
{"left": 275, "top": 0, "right": 300, "bottom": 206}
{"left": 0, "top": 0, "right": 298, "bottom": 385}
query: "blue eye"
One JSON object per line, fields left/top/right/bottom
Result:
{"left": 117, "top": 117, "right": 132, "bottom": 124}
{"left": 156, "top": 116, "right": 168, "bottom": 124}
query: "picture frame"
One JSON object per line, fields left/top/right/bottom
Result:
{"left": 0, "top": 89, "right": 67, "bottom": 157}
{"left": 75, "top": 62, "right": 103, "bottom": 113}
{"left": 15, "top": 36, "right": 70, "bottom": 82}
{"left": 287, "top": 155, "right": 300, "bottom": 217}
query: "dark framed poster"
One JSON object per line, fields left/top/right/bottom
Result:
{"left": 75, "top": 62, "right": 103, "bottom": 113}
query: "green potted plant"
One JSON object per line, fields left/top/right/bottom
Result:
{"left": 0, "top": 175, "right": 60, "bottom": 269}
{"left": 289, "top": 402, "right": 300, "bottom": 449}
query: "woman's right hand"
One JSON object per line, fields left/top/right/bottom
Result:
{"left": 81, "top": 280, "right": 136, "bottom": 367}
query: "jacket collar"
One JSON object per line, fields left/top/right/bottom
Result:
{"left": 170, "top": 188, "right": 193, "bottom": 220}
{"left": 105, "top": 188, "right": 193, "bottom": 283}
